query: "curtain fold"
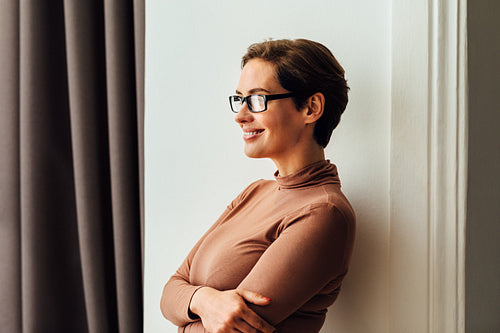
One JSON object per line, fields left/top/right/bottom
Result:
{"left": 64, "top": 1, "right": 118, "bottom": 331}
{"left": 0, "top": 1, "right": 144, "bottom": 332}
{"left": 133, "top": 0, "right": 145, "bottom": 278}
{"left": 0, "top": 1, "right": 21, "bottom": 332}
{"left": 102, "top": 1, "right": 143, "bottom": 331}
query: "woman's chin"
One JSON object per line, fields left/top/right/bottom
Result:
{"left": 244, "top": 147, "right": 265, "bottom": 159}
{"left": 244, "top": 152, "right": 262, "bottom": 159}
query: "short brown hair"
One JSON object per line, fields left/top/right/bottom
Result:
{"left": 242, "top": 39, "right": 349, "bottom": 148}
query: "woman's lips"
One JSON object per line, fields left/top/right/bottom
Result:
{"left": 243, "top": 129, "right": 264, "bottom": 140}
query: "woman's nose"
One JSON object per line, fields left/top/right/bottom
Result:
{"left": 234, "top": 103, "right": 253, "bottom": 124}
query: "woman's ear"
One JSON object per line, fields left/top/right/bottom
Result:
{"left": 304, "top": 92, "right": 325, "bottom": 124}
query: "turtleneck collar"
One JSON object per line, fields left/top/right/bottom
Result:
{"left": 274, "top": 160, "right": 340, "bottom": 190}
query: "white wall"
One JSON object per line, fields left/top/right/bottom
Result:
{"left": 145, "top": 1, "right": 391, "bottom": 332}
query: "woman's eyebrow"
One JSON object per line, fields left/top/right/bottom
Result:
{"left": 235, "top": 88, "right": 272, "bottom": 95}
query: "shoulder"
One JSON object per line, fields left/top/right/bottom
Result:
{"left": 288, "top": 183, "right": 355, "bottom": 225}
{"left": 228, "top": 179, "right": 276, "bottom": 209}
{"left": 242, "top": 179, "right": 276, "bottom": 196}
{"left": 280, "top": 201, "right": 355, "bottom": 241}
{"left": 276, "top": 202, "right": 356, "bottom": 265}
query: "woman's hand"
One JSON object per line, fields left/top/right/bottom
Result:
{"left": 189, "top": 286, "right": 275, "bottom": 333}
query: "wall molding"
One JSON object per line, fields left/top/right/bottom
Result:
{"left": 427, "top": 0, "right": 467, "bottom": 332}
{"left": 390, "top": 0, "right": 467, "bottom": 331}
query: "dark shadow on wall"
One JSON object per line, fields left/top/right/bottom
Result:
{"left": 466, "top": 0, "right": 500, "bottom": 331}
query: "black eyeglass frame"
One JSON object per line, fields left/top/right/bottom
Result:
{"left": 229, "top": 92, "right": 297, "bottom": 113}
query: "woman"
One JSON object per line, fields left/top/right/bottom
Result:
{"left": 161, "top": 39, "right": 355, "bottom": 333}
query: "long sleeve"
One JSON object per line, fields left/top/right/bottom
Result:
{"left": 161, "top": 161, "right": 355, "bottom": 332}
{"left": 160, "top": 181, "right": 263, "bottom": 327}
{"left": 160, "top": 207, "right": 231, "bottom": 326}
{"left": 237, "top": 204, "right": 355, "bottom": 330}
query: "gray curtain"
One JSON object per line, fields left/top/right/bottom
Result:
{"left": 0, "top": 1, "right": 144, "bottom": 332}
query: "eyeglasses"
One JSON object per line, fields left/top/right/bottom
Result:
{"left": 228, "top": 93, "right": 296, "bottom": 113}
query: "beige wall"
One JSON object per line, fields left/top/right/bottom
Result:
{"left": 144, "top": 1, "right": 391, "bottom": 332}
{"left": 146, "top": 1, "right": 500, "bottom": 332}
{"left": 145, "top": 0, "right": 500, "bottom": 333}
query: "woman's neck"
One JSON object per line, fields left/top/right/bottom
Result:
{"left": 273, "top": 145, "right": 325, "bottom": 177}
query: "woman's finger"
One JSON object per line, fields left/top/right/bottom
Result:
{"left": 239, "top": 306, "right": 275, "bottom": 333}
{"left": 236, "top": 289, "right": 272, "bottom": 306}
{"left": 233, "top": 317, "right": 261, "bottom": 333}
{"left": 234, "top": 289, "right": 274, "bottom": 332}
{"left": 233, "top": 314, "right": 273, "bottom": 333}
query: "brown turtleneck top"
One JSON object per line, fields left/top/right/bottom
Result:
{"left": 162, "top": 160, "right": 356, "bottom": 332}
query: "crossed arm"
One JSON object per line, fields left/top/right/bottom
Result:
{"left": 161, "top": 205, "right": 354, "bottom": 332}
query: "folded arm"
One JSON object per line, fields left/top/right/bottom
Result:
{"left": 160, "top": 207, "right": 231, "bottom": 326}
{"left": 237, "top": 204, "right": 355, "bottom": 325}
{"left": 161, "top": 202, "right": 354, "bottom": 331}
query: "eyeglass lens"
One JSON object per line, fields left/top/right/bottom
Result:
{"left": 230, "top": 95, "right": 266, "bottom": 112}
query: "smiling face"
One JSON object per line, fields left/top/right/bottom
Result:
{"left": 234, "top": 59, "right": 312, "bottom": 164}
